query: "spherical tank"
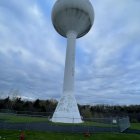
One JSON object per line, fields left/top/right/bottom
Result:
{"left": 52, "top": 0, "right": 94, "bottom": 38}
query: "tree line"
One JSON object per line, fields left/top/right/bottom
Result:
{"left": 0, "top": 97, "right": 140, "bottom": 122}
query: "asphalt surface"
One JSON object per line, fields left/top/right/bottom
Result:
{"left": 0, "top": 122, "right": 119, "bottom": 133}
{"left": 123, "top": 129, "right": 140, "bottom": 134}
{"left": 0, "top": 122, "right": 140, "bottom": 134}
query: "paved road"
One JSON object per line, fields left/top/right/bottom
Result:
{"left": 0, "top": 122, "right": 119, "bottom": 133}
{"left": 1, "top": 122, "right": 140, "bottom": 134}
{"left": 123, "top": 129, "right": 140, "bottom": 134}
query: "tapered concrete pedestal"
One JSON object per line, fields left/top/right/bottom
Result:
{"left": 51, "top": 93, "right": 82, "bottom": 123}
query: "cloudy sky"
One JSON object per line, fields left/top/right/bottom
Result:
{"left": 0, "top": 0, "right": 140, "bottom": 105}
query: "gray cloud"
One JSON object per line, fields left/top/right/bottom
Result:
{"left": 0, "top": 0, "right": 140, "bottom": 105}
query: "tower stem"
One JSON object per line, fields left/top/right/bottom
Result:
{"left": 51, "top": 31, "right": 82, "bottom": 123}
{"left": 63, "top": 31, "right": 77, "bottom": 95}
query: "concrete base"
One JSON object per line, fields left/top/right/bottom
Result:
{"left": 51, "top": 93, "right": 82, "bottom": 123}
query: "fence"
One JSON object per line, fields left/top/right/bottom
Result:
{"left": 118, "top": 116, "right": 130, "bottom": 132}
{"left": 0, "top": 111, "right": 130, "bottom": 133}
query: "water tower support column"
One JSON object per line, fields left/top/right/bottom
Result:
{"left": 63, "top": 31, "right": 77, "bottom": 94}
{"left": 51, "top": 31, "right": 82, "bottom": 123}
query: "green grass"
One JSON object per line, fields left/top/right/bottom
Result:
{"left": 0, "top": 113, "right": 49, "bottom": 123}
{"left": 0, "top": 114, "right": 140, "bottom": 139}
{"left": 50, "top": 121, "right": 117, "bottom": 127}
{"left": 131, "top": 123, "right": 140, "bottom": 130}
{"left": 0, "top": 113, "right": 117, "bottom": 127}
{"left": 0, "top": 130, "right": 140, "bottom": 140}
{"left": 1, "top": 113, "right": 140, "bottom": 130}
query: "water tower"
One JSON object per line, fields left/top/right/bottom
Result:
{"left": 51, "top": 0, "right": 94, "bottom": 123}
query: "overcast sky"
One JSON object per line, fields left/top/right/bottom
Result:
{"left": 0, "top": 0, "right": 140, "bottom": 105}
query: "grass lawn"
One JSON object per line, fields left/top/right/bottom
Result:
{"left": 50, "top": 121, "right": 117, "bottom": 127}
{"left": 0, "top": 114, "right": 140, "bottom": 139}
{"left": 1, "top": 113, "right": 140, "bottom": 130}
{"left": 0, "top": 130, "right": 140, "bottom": 140}
{"left": 0, "top": 113, "right": 117, "bottom": 127}
{"left": 131, "top": 123, "right": 140, "bottom": 130}
{"left": 0, "top": 113, "right": 49, "bottom": 123}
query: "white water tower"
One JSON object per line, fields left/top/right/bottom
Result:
{"left": 51, "top": 0, "right": 94, "bottom": 123}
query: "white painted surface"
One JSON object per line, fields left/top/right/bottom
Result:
{"left": 52, "top": 32, "right": 82, "bottom": 123}
{"left": 51, "top": 0, "right": 94, "bottom": 123}
{"left": 63, "top": 31, "right": 77, "bottom": 93}
{"left": 52, "top": 0, "right": 94, "bottom": 38}
{"left": 51, "top": 92, "right": 82, "bottom": 123}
